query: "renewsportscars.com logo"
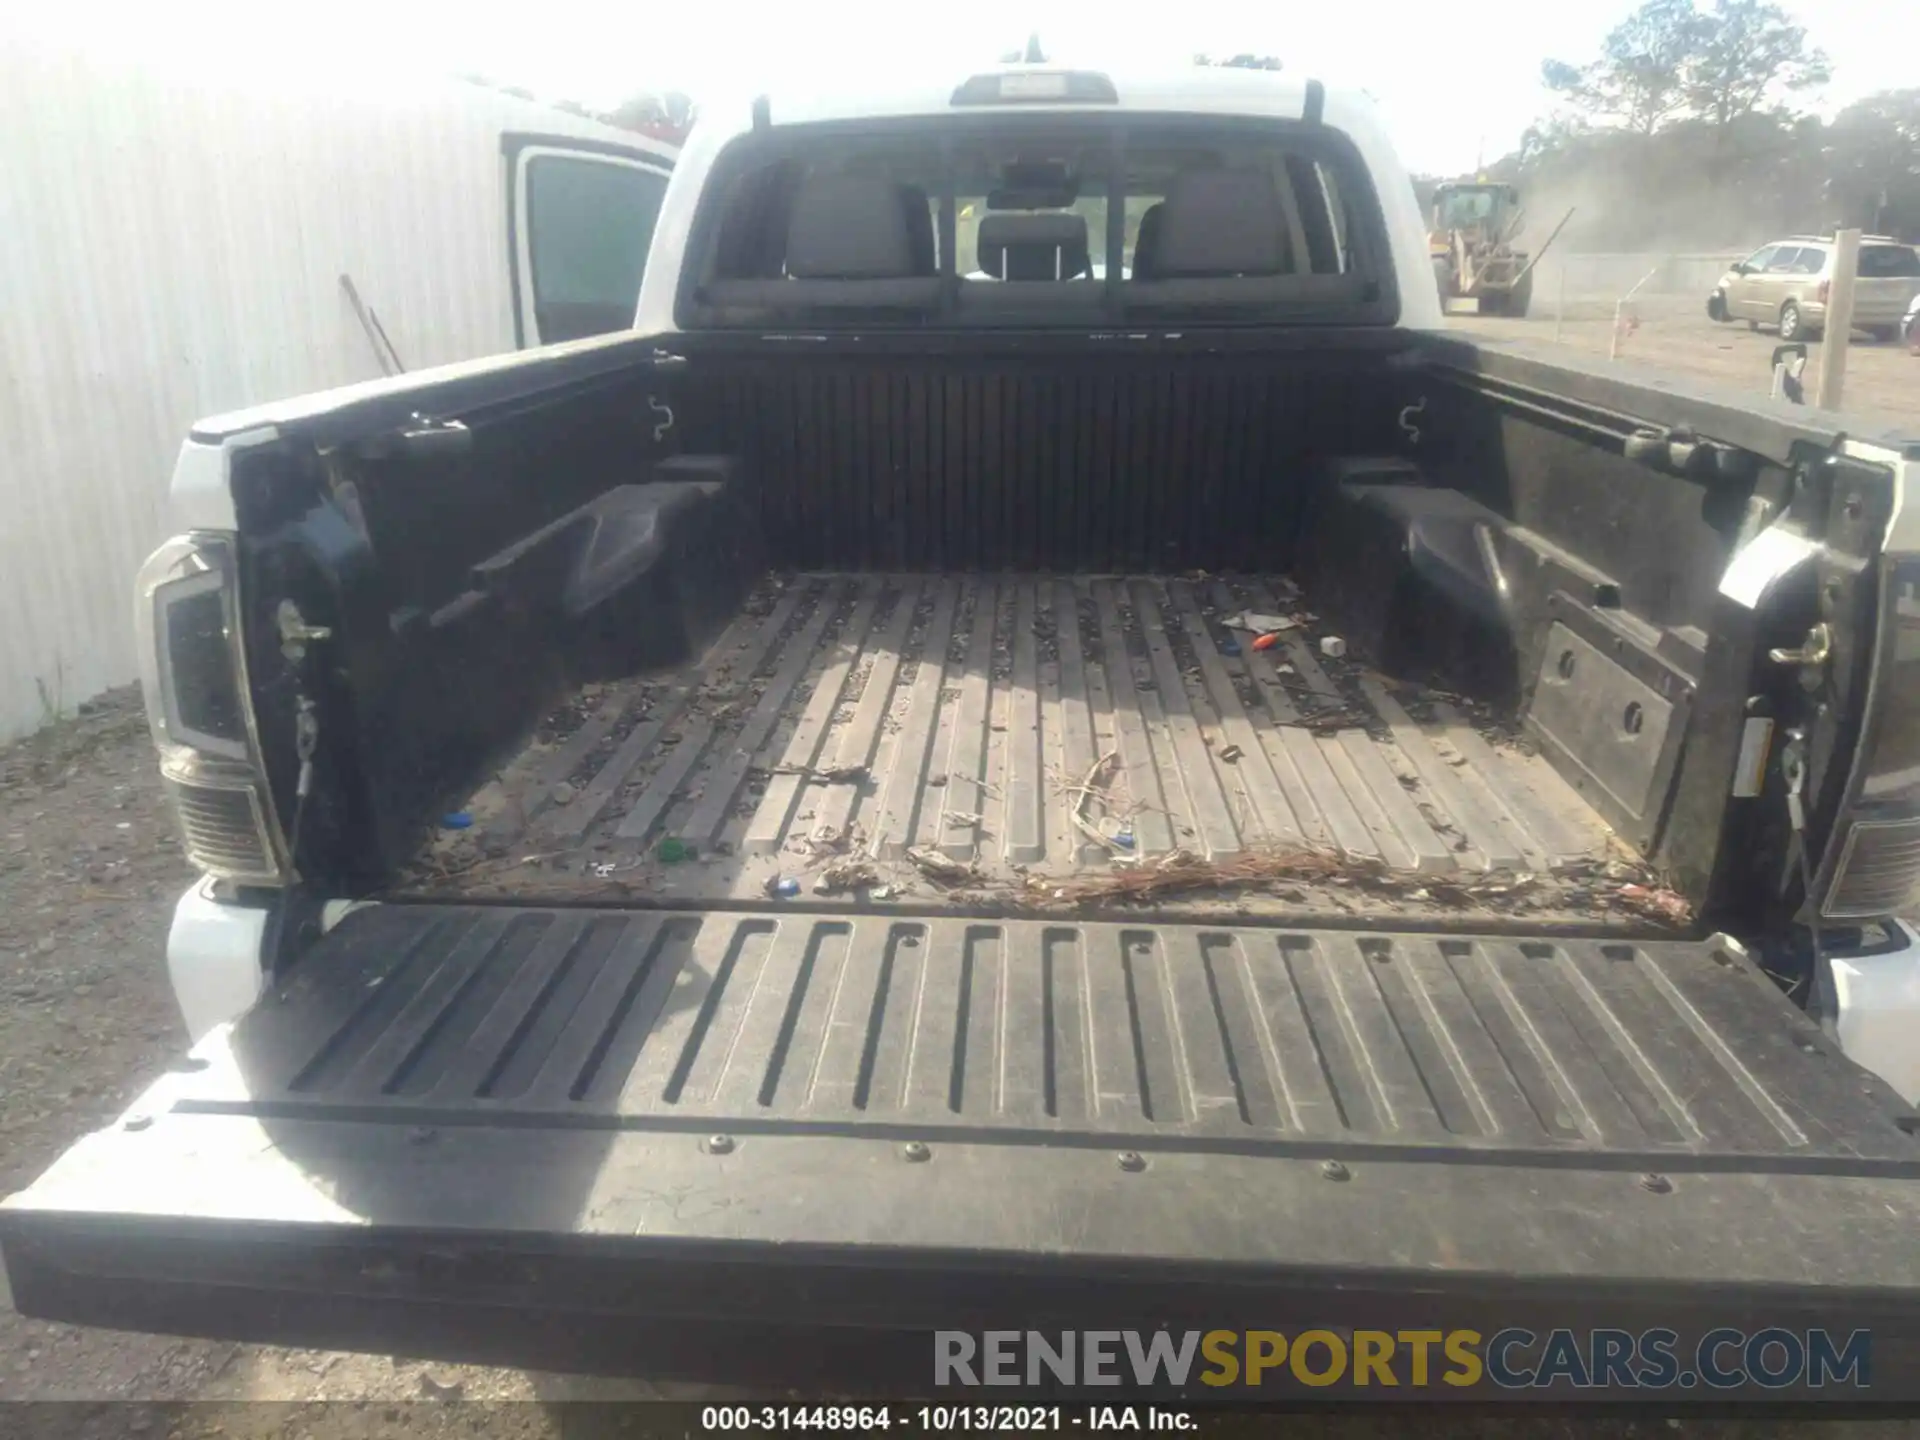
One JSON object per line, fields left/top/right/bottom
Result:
{"left": 933, "top": 1329, "right": 1872, "bottom": 1392}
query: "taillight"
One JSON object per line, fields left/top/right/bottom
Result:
{"left": 134, "top": 534, "right": 288, "bottom": 885}
{"left": 1817, "top": 279, "right": 1830, "bottom": 305}
{"left": 1825, "top": 818, "right": 1920, "bottom": 916}
{"left": 1823, "top": 555, "right": 1920, "bottom": 917}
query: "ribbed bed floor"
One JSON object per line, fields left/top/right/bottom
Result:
{"left": 422, "top": 573, "right": 1622, "bottom": 921}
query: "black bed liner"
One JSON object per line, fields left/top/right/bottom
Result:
{"left": 415, "top": 572, "right": 1633, "bottom": 925}
{"left": 6, "top": 901, "right": 1919, "bottom": 1382}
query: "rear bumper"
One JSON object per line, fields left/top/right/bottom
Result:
{"left": 166, "top": 879, "right": 267, "bottom": 1044}
{"left": 1827, "top": 919, "right": 1920, "bottom": 1104}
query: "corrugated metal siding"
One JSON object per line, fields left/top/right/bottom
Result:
{"left": 1537, "top": 252, "right": 1741, "bottom": 302}
{"left": 0, "top": 37, "right": 654, "bottom": 740}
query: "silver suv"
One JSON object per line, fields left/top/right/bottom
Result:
{"left": 1709, "top": 235, "right": 1920, "bottom": 342}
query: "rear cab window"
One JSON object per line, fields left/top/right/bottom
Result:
{"left": 679, "top": 112, "right": 1397, "bottom": 329}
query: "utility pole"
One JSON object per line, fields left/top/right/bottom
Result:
{"left": 1812, "top": 229, "right": 1861, "bottom": 410}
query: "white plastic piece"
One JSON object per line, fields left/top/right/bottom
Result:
{"left": 1730, "top": 717, "right": 1774, "bottom": 798}
{"left": 1828, "top": 922, "right": 1920, "bottom": 1105}
{"left": 1226, "top": 611, "right": 1295, "bottom": 634}
{"left": 321, "top": 898, "right": 378, "bottom": 934}
{"left": 166, "top": 880, "right": 268, "bottom": 1045}
{"left": 1319, "top": 636, "right": 1347, "bottom": 658}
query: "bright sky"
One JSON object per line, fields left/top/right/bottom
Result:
{"left": 14, "top": 0, "right": 1906, "bottom": 175}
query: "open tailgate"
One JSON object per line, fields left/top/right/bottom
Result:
{"left": 6, "top": 903, "right": 1920, "bottom": 1387}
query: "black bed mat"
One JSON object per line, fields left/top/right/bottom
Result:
{"left": 414, "top": 573, "right": 1636, "bottom": 925}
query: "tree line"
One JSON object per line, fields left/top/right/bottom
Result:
{"left": 1475, "top": 0, "right": 1919, "bottom": 251}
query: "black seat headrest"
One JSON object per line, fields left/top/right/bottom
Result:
{"left": 1152, "top": 171, "right": 1290, "bottom": 278}
{"left": 1131, "top": 202, "right": 1166, "bottom": 280}
{"left": 977, "top": 212, "right": 1091, "bottom": 281}
{"left": 786, "top": 175, "right": 921, "bottom": 279}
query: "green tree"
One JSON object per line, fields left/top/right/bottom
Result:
{"left": 1681, "top": 0, "right": 1829, "bottom": 129}
{"left": 1542, "top": 0, "right": 1701, "bottom": 134}
{"left": 1826, "top": 89, "right": 1920, "bottom": 235}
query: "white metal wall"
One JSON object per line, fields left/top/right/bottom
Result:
{"left": 0, "top": 38, "right": 655, "bottom": 741}
{"left": 1532, "top": 252, "right": 1743, "bottom": 303}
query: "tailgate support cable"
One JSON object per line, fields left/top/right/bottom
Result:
{"left": 289, "top": 694, "right": 320, "bottom": 862}
{"left": 261, "top": 690, "right": 322, "bottom": 977}
{"left": 1782, "top": 731, "right": 1825, "bottom": 993}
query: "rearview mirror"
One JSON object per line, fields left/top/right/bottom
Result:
{"left": 1731, "top": 262, "right": 1751, "bottom": 275}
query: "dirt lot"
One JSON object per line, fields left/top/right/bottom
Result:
{"left": 4, "top": 292, "right": 1920, "bottom": 1439}
{"left": 1463, "top": 296, "right": 1920, "bottom": 425}
{"left": 0, "top": 693, "right": 578, "bottom": 1437}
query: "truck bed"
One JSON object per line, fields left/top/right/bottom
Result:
{"left": 415, "top": 572, "right": 1644, "bottom": 927}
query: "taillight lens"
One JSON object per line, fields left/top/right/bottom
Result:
{"left": 134, "top": 534, "right": 287, "bottom": 886}
{"left": 1823, "top": 557, "right": 1920, "bottom": 917}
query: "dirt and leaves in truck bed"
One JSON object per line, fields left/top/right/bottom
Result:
{"left": 405, "top": 573, "right": 1692, "bottom": 932}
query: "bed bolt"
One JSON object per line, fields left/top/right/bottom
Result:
{"left": 1116, "top": 1150, "right": 1147, "bottom": 1173}
{"left": 901, "top": 1141, "right": 932, "bottom": 1163}
{"left": 1319, "top": 1159, "right": 1351, "bottom": 1182}
{"left": 703, "top": 1133, "right": 735, "bottom": 1156}
{"left": 1638, "top": 1172, "right": 1673, "bottom": 1195}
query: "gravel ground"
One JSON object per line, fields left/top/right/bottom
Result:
{"left": 4, "top": 298, "right": 1920, "bottom": 1440}
{"left": 0, "top": 692, "right": 567, "bottom": 1437}
{"left": 1460, "top": 299, "right": 1920, "bottom": 425}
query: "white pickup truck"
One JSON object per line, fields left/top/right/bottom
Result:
{"left": 5, "top": 62, "right": 1920, "bottom": 1394}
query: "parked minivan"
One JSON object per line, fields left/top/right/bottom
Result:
{"left": 1709, "top": 234, "right": 1920, "bottom": 342}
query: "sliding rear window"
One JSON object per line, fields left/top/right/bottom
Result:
{"left": 679, "top": 114, "right": 1398, "bottom": 330}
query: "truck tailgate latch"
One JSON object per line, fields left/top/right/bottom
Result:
{"left": 278, "top": 600, "right": 333, "bottom": 663}
{"left": 1768, "top": 622, "right": 1831, "bottom": 669}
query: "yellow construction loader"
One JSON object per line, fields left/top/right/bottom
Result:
{"left": 1428, "top": 179, "right": 1572, "bottom": 318}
